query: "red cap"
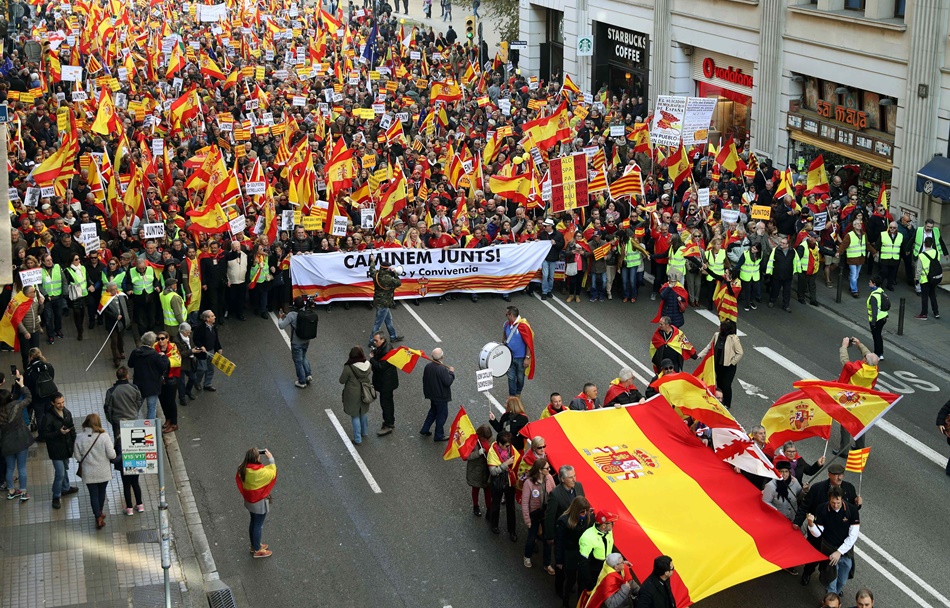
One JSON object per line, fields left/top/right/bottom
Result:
{"left": 595, "top": 510, "right": 618, "bottom": 524}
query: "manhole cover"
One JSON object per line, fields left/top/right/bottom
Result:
{"left": 127, "top": 529, "right": 160, "bottom": 544}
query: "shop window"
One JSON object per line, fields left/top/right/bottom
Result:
{"left": 844, "top": 0, "right": 865, "bottom": 9}
{"left": 894, "top": 0, "right": 905, "bottom": 17}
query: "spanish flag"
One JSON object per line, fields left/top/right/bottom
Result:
{"left": 91, "top": 86, "right": 120, "bottom": 135}
{"left": 0, "top": 291, "right": 34, "bottom": 351}
{"left": 97, "top": 291, "right": 115, "bottom": 315}
{"left": 166, "top": 41, "right": 185, "bottom": 79}
{"left": 793, "top": 380, "right": 901, "bottom": 441}
{"left": 523, "top": 100, "right": 571, "bottom": 150}
{"left": 714, "top": 136, "right": 740, "bottom": 174}
{"left": 845, "top": 447, "right": 871, "bottom": 473}
{"left": 837, "top": 360, "right": 878, "bottom": 389}
{"left": 805, "top": 155, "right": 829, "bottom": 196}
{"left": 429, "top": 82, "right": 462, "bottom": 103}
{"left": 561, "top": 73, "right": 581, "bottom": 95}
{"left": 380, "top": 346, "right": 428, "bottom": 373}
{"left": 442, "top": 407, "right": 477, "bottom": 461}
{"left": 235, "top": 462, "right": 277, "bottom": 503}
{"left": 691, "top": 347, "right": 716, "bottom": 390}
{"left": 760, "top": 390, "right": 833, "bottom": 451}
{"left": 773, "top": 167, "right": 793, "bottom": 200}
{"left": 652, "top": 372, "right": 739, "bottom": 431}
{"left": 488, "top": 174, "right": 532, "bottom": 206}
{"left": 648, "top": 325, "right": 695, "bottom": 369}
{"left": 199, "top": 52, "right": 225, "bottom": 80}
{"left": 520, "top": 401, "right": 824, "bottom": 606}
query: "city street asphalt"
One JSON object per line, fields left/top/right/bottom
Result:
{"left": 173, "top": 285, "right": 950, "bottom": 608}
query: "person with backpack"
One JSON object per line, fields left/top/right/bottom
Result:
{"left": 24, "top": 347, "right": 56, "bottom": 437}
{"left": 339, "top": 346, "right": 374, "bottom": 445}
{"left": 915, "top": 236, "right": 942, "bottom": 320}
{"left": 866, "top": 276, "right": 889, "bottom": 359}
{"left": 278, "top": 296, "right": 318, "bottom": 389}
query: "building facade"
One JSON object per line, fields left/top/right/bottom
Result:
{"left": 518, "top": 0, "right": 950, "bottom": 228}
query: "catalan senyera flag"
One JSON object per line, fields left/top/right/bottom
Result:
{"left": 793, "top": 380, "right": 901, "bottom": 441}
{"left": 593, "top": 242, "right": 610, "bottom": 261}
{"left": 521, "top": 401, "right": 824, "bottom": 606}
{"left": 845, "top": 447, "right": 871, "bottom": 473}
{"left": 442, "top": 407, "right": 477, "bottom": 461}
{"left": 652, "top": 372, "right": 740, "bottom": 431}
{"left": 0, "top": 291, "right": 34, "bottom": 351}
{"left": 761, "top": 390, "right": 834, "bottom": 451}
{"left": 609, "top": 166, "right": 644, "bottom": 199}
{"left": 381, "top": 346, "right": 428, "bottom": 374}
{"left": 805, "top": 155, "right": 829, "bottom": 196}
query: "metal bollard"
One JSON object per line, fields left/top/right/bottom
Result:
{"left": 836, "top": 265, "right": 845, "bottom": 304}
{"left": 898, "top": 297, "right": 905, "bottom": 336}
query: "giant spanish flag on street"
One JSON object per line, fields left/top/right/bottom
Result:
{"left": 521, "top": 400, "right": 823, "bottom": 606}
{"left": 792, "top": 379, "right": 901, "bottom": 441}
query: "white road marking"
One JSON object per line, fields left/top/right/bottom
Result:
{"left": 859, "top": 536, "right": 950, "bottom": 607}
{"left": 756, "top": 345, "right": 947, "bottom": 466}
{"left": 541, "top": 295, "right": 653, "bottom": 385}
{"left": 853, "top": 546, "right": 936, "bottom": 608}
{"left": 695, "top": 308, "right": 747, "bottom": 336}
{"left": 324, "top": 409, "right": 383, "bottom": 494}
{"left": 737, "top": 379, "right": 769, "bottom": 400}
{"left": 269, "top": 312, "right": 382, "bottom": 494}
{"left": 403, "top": 302, "right": 442, "bottom": 342}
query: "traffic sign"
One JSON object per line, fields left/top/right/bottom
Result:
{"left": 120, "top": 419, "right": 159, "bottom": 475}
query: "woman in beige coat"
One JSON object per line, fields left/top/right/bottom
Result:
{"left": 696, "top": 319, "right": 744, "bottom": 408}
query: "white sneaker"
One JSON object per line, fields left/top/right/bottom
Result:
{"left": 306, "top": 375, "right": 313, "bottom": 383}
{"left": 294, "top": 381, "right": 307, "bottom": 389}
{"left": 523, "top": 557, "right": 532, "bottom": 568}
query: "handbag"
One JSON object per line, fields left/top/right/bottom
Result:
{"left": 360, "top": 380, "right": 377, "bottom": 404}
{"left": 565, "top": 252, "right": 580, "bottom": 277}
{"left": 67, "top": 282, "right": 85, "bottom": 301}
{"left": 34, "top": 365, "right": 58, "bottom": 400}
{"left": 76, "top": 433, "right": 102, "bottom": 479}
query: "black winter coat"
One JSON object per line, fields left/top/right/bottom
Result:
{"left": 41, "top": 407, "right": 76, "bottom": 460}
{"left": 370, "top": 346, "right": 399, "bottom": 392}
{"left": 128, "top": 346, "right": 170, "bottom": 397}
{"left": 554, "top": 513, "right": 592, "bottom": 569}
{"left": 422, "top": 361, "right": 454, "bottom": 401}
{"left": 636, "top": 574, "right": 677, "bottom": 608}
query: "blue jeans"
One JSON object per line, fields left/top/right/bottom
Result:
{"left": 507, "top": 357, "right": 526, "bottom": 396}
{"left": 291, "top": 343, "right": 312, "bottom": 384}
{"left": 620, "top": 267, "right": 639, "bottom": 299}
{"left": 351, "top": 414, "right": 369, "bottom": 444}
{"left": 5, "top": 450, "right": 28, "bottom": 491}
{"left": 421, "top": 400, "right": 449, "bottom": 439}
{"left": 51, "top": 459, "right": 71, "bottom": 498}
{"left": 371, "top": 307, "right": 397, "bottom": 341}
{"left": 848, "top": 264, "right": 862, "bottom": 293}
{"left": 590, "top": 272, "right": 606, "bottom": 299}
{"left": 541, "top": 260, "right": 557, "bottom": 295}
{"left": 196, "top": 358, "right": 215, "bottom": 388}
{"left": 144, "top": 395, "right": 158, "bottom": 420}
{"left": 826, "top": 554, "right": 853, "bottom": 596}
{"left": 249, "top": 512, "right": 267, "bottom": 551}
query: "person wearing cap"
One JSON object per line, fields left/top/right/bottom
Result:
{"left": 795, "top": 233, "right": 821, "bottom": 306}
{"left": 762, "top": 457, "right": 802, "bottom": 525}
{"left": 581, "top": 552, "right": 639, "bottom": 608}
{"left": 578, "top": 510, "right": 618, "bottom": 591}
{"left": 159, "top": 279, "right": 186, "bottom": 341}
{"left": 539, "top": 219, "right": 565, "bottom": 300}
{"left": 806, "top": 486, "right": 861, "bottom": 597}
{"left": 637, "top": 555, "right": 677, "bottom": 608}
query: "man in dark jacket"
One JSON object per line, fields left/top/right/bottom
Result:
{"left": 100, "top": 283, "right": 130, "bottom": 368}
{"left": 192, "top": 310, "right": 223, "bottom": 391}
{"left": 420, "top": 347, "right": 455, "bottom": 441}
{"left": 766, "top": 236, "right": 797, "bottom": 312}
{"left": 40, "top": 392, "right": 78, "bottom": 509}
{"left": 127, "top": 332, "right": 169, "bottom": 420}
{"left": 199, "top": 241, "right": 227, "bottom": 322}
{"left": 539, "top": 219, "right": 565, "bottom": 299}
{"left": 637, "top": 555, "right": 676, "bottom": 607}
{"left": 937, "top": 398, "right": 950, "bottom": 476}
{"left": 103, "top": 366, "right": 143, "bottom": 435}
{"left": 545, "top": 465, "right": 586, "bottom": 598}
{"left": 370, "top": 332, "right": 399, "bottom": 435}
{"left": 369, "top": 255, "right": 404, "bottom": 343}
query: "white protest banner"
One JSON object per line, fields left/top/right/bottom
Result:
{"left": 721, "top": 209, "right": 740, "bottom": 225}
{"left": 197, "top": 3, "right": 228, "bottom": 21}
{"left": 229, "top": 215, "right": 247, "bottom": 234}
{"left": 697, "top": 188, "right": 710, "bottom": 207}
{"left": 61, "top": 65, "right": 83, "bottom": 81}
{"left": 360, "top": 207, "right": 375, "bottom": 229}
{"left": 498, "top": 98, "right": 511, "bottom": 116}
{"left": 245, "top": 182, "right": 266, "bottom": 196}
{"left": 85, "top": 238, "right": 101, "bottom": 256}
{"left": 8, "top": 188, "right": 19, "bottom": 201}
{"left": 331, "top": 215, "right": 348, "bottom": 237}
{"left": 151, "top": 139, "right": 164, "bottom": 156}
{"left": 813, "top": 211, "right": 828, "bottom": 232}
{"left": 583, "top": 146, "right": 598, "bottom": 158}
{"left": 476, "top": 368, "right": 493, "bottom": 392}
{"left": 290, "top": 242, "right": 553, "bottom": 303}
{"left": 143, "top": 223, "right": 166, "bottom": 239}
{"left": 292, "top": 96, "right": 306, "bottom": 106}
{"left": 40, "top": 186, "right": 56, "bottom": 198}
{"left": 609, "top": 124, "right": 625, "bottom": 138}
{"left": 682, "top": 97, "right": 719, "bottom": 146}
{"left": 281, "top": 209, "right": 295, "bottom": 231}
{"left": 24, "top": 188, "right": 40, "bottom": 207}
{"left": 71, "top": 90, "right": 88, "bottom": 101}
{"left": 19, "top": 268, "right": 42, "bottom": 287}
{"left": 80, "top": 222, "right": 98, "bottom": 243}
{"left": 650, "top": 95, "right": 687, "bottom": 147}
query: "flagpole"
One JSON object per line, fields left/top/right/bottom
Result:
{"left": 858, "top": 471, "right": 863, "bottom": 496}
{"left": 822, "top": 436, "right": 829, "bottom": 460}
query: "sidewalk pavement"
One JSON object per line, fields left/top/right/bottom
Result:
{"left": 806, "top": 268, "right": 950, "bottom": 373}
{"left": 0, "top": 328, "right": 200, "bottom": 608}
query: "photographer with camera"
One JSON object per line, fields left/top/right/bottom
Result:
{"left": 278, "top": 296, "right": 319, "bottom": 389}
{"left": 368, "top": 255, "right": 404, "bottom": 345}
{"left": 836, "top": 337, "right": 879, "bottom": 455}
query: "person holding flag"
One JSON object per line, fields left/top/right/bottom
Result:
{"left": 694, "top": 320, "right": 743, "bottom": 409}
{"left": 649, "top": 316, "right": 697, "bottom": 373}
{"left": 370, "top": 333, "right": 400, "bottom": 436}
{"left": 99, "top": 283, "right": 130, "bottom": 368}
{"left": 503, "top": 306, "right": 536, "bottom": 398}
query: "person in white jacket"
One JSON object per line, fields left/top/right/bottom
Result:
{"left": 73, "top": 414, "right": 116, "bottom": 530}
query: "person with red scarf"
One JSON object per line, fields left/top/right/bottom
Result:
{"left": 603, "top": 369, "right": 643, "bottom": 406}
{"left": 539, "top": 392, "right": 567, "bottom": 419}
{"left": 236, "top": 447, "right": 277, "bottom": 559}
{"left": 487, "top": 431, "right": 521, "bottom": 540}
{"left": 579, "top": 553, "right": 639, "bottom": 608}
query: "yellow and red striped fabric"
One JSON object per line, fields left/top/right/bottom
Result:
{"left": 652, "top": 372, "right": 739, "bottom": 431}
{"left": 845, "top": 447, "right": 871, "bottom": 473}
{"left": 761, "top": 389, "right": 833, "bottom": 451}
{"left": 521, "top": 401, "right": 823, "bottom": 606}
{"left": 235, "top": 463, "right": 277, "bottom": 503}
{"left": 793, "top": 380, "right": 901, "bottom": 441}
{"left": 380, "top": 346, "right": 427, "bottom": 373}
